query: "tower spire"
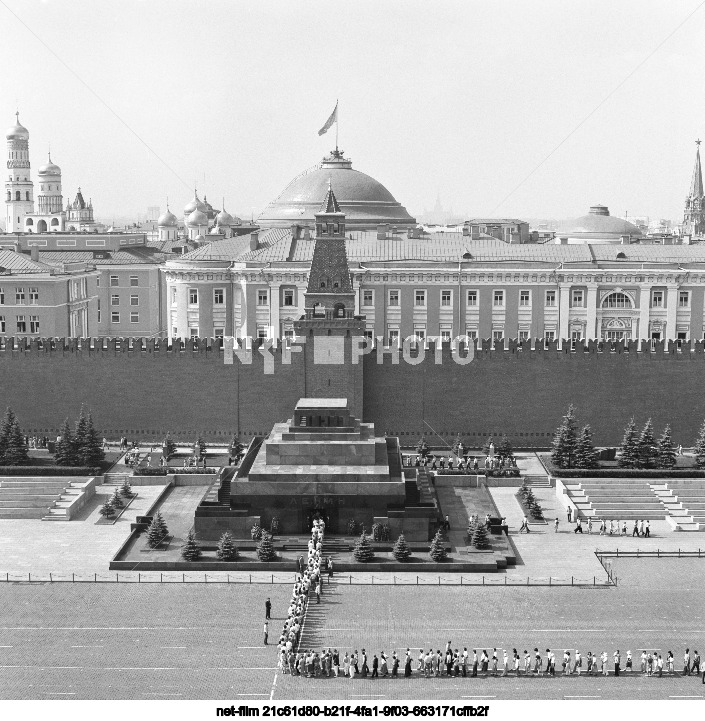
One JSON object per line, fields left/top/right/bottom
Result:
{"left": 690, "top": 140, "right": 703, "bottom": 199}
{"left": 684, "top": 139, "right": 705, "bottom": 237}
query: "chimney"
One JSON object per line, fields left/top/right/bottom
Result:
{"left": 462, "top": 225, "right": 470, "bottom": 236}
{"left": 13, "top": 240, "right": 20, "bottom": 253}
{"left": 471, "top": 225, "right": 480, "bottom": 240}
{"left": 303, "top": 228, "right": 311, "bottom": 241}
{"left": 290, "top": 224, "right": 300, "bottom": 240}
{"left": 30, "top": 244, "right": 39, "bottom": 262}
{"left": 249, "top": 231, "right": 259, "bottom": 251}
{"left": 559, "top": 236, "right": 568, "bottom": 245}
{"left": 377, "top": 224, "right": 389, "bottom": 240}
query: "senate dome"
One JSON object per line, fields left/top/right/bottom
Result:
{"left": 258, "top": 149, "right": 416, "bottom": 230}
{"left": 556, "top": 205, "right": 643, "bottom": 244}
{"left": 6, "top": 113, "right": 29, "bottom": 141}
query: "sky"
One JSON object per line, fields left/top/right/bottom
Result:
{"left": 2, "top": 0, "right": 705, "bottom": 223}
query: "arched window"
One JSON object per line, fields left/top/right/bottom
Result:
{"left": 25, "top": 218, "right": 33, "bottom": 226}
{"left": 15, "top": 191, "right": 20, "bottom": 201}
{"left": 333, "top": 302, "right": 346, "bottom": 318}
{"left": 25, "top": 191, "right": 30, "bottom": 201}
{"left": 37, "top": 219, "right": 47, "bottom": 233}
{"left": 313, "top": 302, "right": 325, "bottom": 317}
{"left": 51, "top": 217, "right": 59, "bottom": 226}
{"left": 602, "top": 291, "right": 632, "bottom": 309}
{"left": 616, "top": 252, "right": 627, "bottom": 260}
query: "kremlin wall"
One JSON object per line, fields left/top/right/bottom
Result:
{"left": 0, "top": 335, "right": 704, "bottom": 447}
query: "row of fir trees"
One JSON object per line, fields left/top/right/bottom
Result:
{"left": 0, "top": 408, "right": 29, "bottom": 466}
{"left": 55, "top": 408, "right": 105, "bottom": 467}
{"left": 551, "top": 405, "right": 598, "bottom": 469}
{"left": 618, "top": 418, "right": 677, "bottom": 469}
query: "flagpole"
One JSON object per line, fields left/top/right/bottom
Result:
{"left": 335, "top": 99, "right": 339, "bottom": 152}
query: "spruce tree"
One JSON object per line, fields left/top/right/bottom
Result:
{"left": 110, "top": 487, "right": 124, "bottom": 509}
{"left": 618, "top": 418, "right": 639, "bottom": 468}
{"left": 1, "top": 409, "right": 29, "bottom": 466}
{"left": 575, "top": 425, "right": 599, "bottom": 469}
{"left": 73, "top": 407, "right": 89, "bottom": 464}
{"left": 467, "top": 516, "right": 478, "bottom": 543}
{"left": 146, "top": 511, "right": 168, "bottom": 548}
{"left": 529, "top": 499, "right": 545, "bottom": 521}
{"left": 429, "top": 530, "right": 447, "bottom": 561}
{"left": 119, "top": 478, "right": 134, "bottom": 498}
{"left": 181, "top": 528, "right": 202, "bottom": 561}
{"left": 250, "top": 523, "right": 263, "bottom": 540}
{"left": 79, "top": 412, "right": 105, "bottom": 467}
{"left": 256, "top": 531, "right": 277, "bottom": 561}
{"left": 216, "top": 531, "right": 238, "bottom": 561}
{"left": 695, "top": 420, "right": 705, "bottom": 469}
{"left": 637, "top": 418, "right": 658, "bottom": 469}
{"left": 353, "top": 532, "right": 374, "bottom": 562}
{"left": 99, "top": 499, "right": 115, "bottom": 518}
{"left": 551, "top": 405, "right": 578, "bottom": 468}
{"left": 392, "top": 533, "right": 411, "bottom": 562}
{"left": 657, "top": 424, "right": 677, "bottom": 470}
{"left": 162, "top": 433, "right": 176, "bottom": 461}
{"left": 472, "top": 523, "right": 491, "bottom": 550}
{"left": 55, "top": 418, "right": 79, "bottom": 467}
{"left": 0, "top": 408, "right": 8, "bottom": 463}
{"left": 498, "top": 434, "right": 514, "bottom": 463}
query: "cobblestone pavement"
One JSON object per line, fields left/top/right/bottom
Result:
{"left": 0, "top": 559, "right": 702, "bottom": 700}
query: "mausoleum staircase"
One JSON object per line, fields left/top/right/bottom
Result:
{"left": 652, "top": 479, "right": 705, "bottom": 531}
{"left": 564, "top": 478, "right": 665, "bottom": 521}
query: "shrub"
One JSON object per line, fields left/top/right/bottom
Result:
{"left": 110, "top": 487, "right": 124, "bottom": 509}
{"left": 471, "top": 523, "right": 491, "bottom": 550}
{"left": 147, "top": 511, "right": 168, "bottom": 548}
{"left": 216, "top": 531, "right": 238, "bottom": 561}
{"left": 346, "top": 518, "right": 358, "bottom": 535}
{"left": 134, "top": 467, "right": 168, "bottom": 476}
{"left": 549, "top": 468, "right": 705, "bottom": 478}
{"left": 99, "top": 499, "right": 115, "bottom": 518}
{"left": 371, "top": 522, "right": 382, "bottom": 542}
{"left": 392, "top": 534, "right": 411, "bottom": 561}
{"left": 270, "top": 516, "right": 280, "bottom": 535}
{"left": 0, "top": 466, "right": 100, "bottom": 476}
{"left": 497, "top": 434, "right": 514, "bottom": 463}
{"left": 181, "top": 528, "right": 202, "bottom": 561}
{"left": 657, "top": 425, "right": 676, "bottom": 470}
{"left": 529, "top": 500, "right": 545, "bottom": 521}
{"left": 257, "top": 531, "right": 277, "bottom": 561}
{"left": 250, "top": 523, "right": 263, "bottom": 541}
{"left": 353, "top": 533, "right": 374, "bottom": 562}
{"left": 429, "top": 530, "right": 447, "bottom": 562}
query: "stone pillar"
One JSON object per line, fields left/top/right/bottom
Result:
{"left": 269, "top": 282, "right": 281, "bottom": 340}
{"left": 586, "top": 284, "right": 598, "bottom": 340}
{"left": 176, "top": 282, "right": 188, "bottom": 339}
{"left": 638, "top": 285, "right": 651, "bottom": 341}
{"left": 352, "top": 277, "right": 361, "bottom": 316}
{"left": 558, "top": 283, "right": 570, "bottom": 342}
{"left": 666, "top": 285, "right": 678, "bottom": 340}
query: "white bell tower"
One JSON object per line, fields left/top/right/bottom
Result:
{"left": 5, "top": 112, "right": 34, "bottom": 232}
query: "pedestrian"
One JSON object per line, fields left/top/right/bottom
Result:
{"left": 523, "top": 650, "right": 530, "bottom": 675}
{"left": 599, "top": 519, "right": 606, "bottom": 535}
{"left": 625, "top": 650, "right": 632, "bottom": 672}
{"left": 513, "top": 648, "right": 520, "bottom": 675}
{"left": 640, "top": 650, "right": 647, "bottom": 673}
{"left": 574, "top": 649, "right": 582, "bottom": 675}
{"left": 265, "top": 597, "right": 271, "bottom": 620}
{"left": 404, "top": 649, "right": 412, "bottom": 677}
{"left": 632, "top": 520, "right": 639, "bottom": 537}
{"left": 502, "top": 649, "right": 509, "bottom": 676}
{"left": 543, "top": 649, "right": 551, "bottom": 677}
{"left": 380, "top": 652, "right": 388, "bottom": 677}
{"left": 601, "top": 651, "right": 608, "bottom": 676}
{"left": 567, "top": 506, "right": 572, "bottom": 523}
{"left": 684, "top": 648, "right": 691, "bottom": 676}
{"left": 587, "top": 517, "right": 593, "bottom": 534}
{"left": 554, "top": 517, "right": 560, "bottom": 533}
{"left": 462, "top": 647, "right": 468, "bottom": 677}
{"left": 621, "top": 521, "right": 627, "bottom": 536}
{"left": 657, "top": 653, "right": 664, "bottom": 677}
{"left": 533, "top": 648, "right": 542, "bottom": 674}
{"left": 614, "top": 649, "right": 621, "bottom": 677}
{"left": 491, "top": 648, "right": 498, "bottom": 676}
{"left": 481, "top": 650, "right": 489, "bottom": 676}
{"left": 574, "top": 518, "right": 583, "bottom": 534}
{"left": 328, "top": 558, "right": 333, "bottom": 578}
{"left": 667, "top": 651, "right": 674, "bottom": 674}
{"left": 263, "top": 621, "right": 269, "bottom": 646}
{"left": 391, "top": 652, "right": 399, "bottom": 677}
{"left": 692, "top": 650, "right": 701, "bottom": 676}
{"left": 639, "top": 519, "right": 645, "bottom": 537}
{"left": 563, "top": 649, "right": 571, "bottom": 675}
{"left": 360, "top": 649, "right": 368, "bottom": 677}
{"left": 472, "top": 649, "right": 478, "bottom": 677}
{"left": 645, "top": 520, "right": 650, "bottom": 537}
{"left": 586, "top": 651, "right": 593, "bottom": 675}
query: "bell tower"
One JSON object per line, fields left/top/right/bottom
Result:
{"left": 5, "top": 112, "right": 34, "bottom": 232}
{"left": 684, "top": 139, "right": 705, "bottom": 237}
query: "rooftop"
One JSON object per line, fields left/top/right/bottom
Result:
{"left": 295, "top": 398, "right": 348, "bottom": 409}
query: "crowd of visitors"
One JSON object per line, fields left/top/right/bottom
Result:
{"left": 279, "top": 643, "right": 704, "bottom": 682}
{"left": 560, "top": 511, "right": 652, "bottom": 537}
{"left": 24, "top": 435, "right": 49, "bottom": 449}
{"left": 277, "top": 520, "right": 325, "bottom": 664}
{"left": 404, "top": 454, "right": 517, "bottom": 473}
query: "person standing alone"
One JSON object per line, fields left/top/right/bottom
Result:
{"left": 265, "top": 597, "right": 271, "bottom": 620}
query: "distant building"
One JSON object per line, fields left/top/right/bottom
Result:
{"left": 418, "top": 194, "right": 465, "bottom": 226}
{"left": 554, "top": 205, "right": 642, "bottom": 244}
{"left": 463, "top": 218, "right": 530, "bottom": 244}
{"left": 683, "top": 140, "right": 705, "bottom": 238}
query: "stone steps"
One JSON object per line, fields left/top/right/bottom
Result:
{"left": 0, "top": 507, "right": 46, "bottom": 518}
{"left": 653, "top": 481, "right": 705, "bottom": 531}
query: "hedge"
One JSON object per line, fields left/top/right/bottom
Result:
{"left": 553, "top": 468, "right": 705, "bottom": 479}
{"left": 0, "top": 466, "right": 101, "bottom": 476}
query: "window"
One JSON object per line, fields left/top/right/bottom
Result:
{"left": 493, "top": 330, "right": 504, "bottom": 341}
{"left": 677, "top": 331, "right": 688, "bottom": 348}
{"left": 130, "top": 312, "right": 139, "bottom": 323}
{"left": 283, "top": 329, "right": 295, "bottom": 344}
{"left": 111, "top": 312, "right": 120, "bottom": 323}
{"left": 441, "top": 290, "right": 452, "bottom": 306}
{"left": 465, "top": 329, "right": 478, "bottom": 340}
{"left": 545, "top": 290, "right": 556, "bottom": 307}
{"left": 571, "top": 289, "right": 584, "bottom": 307}
{"left": 387, "top": 328, "right": 400, "bottom": 346}
{"left": 493, "top": 290, "right": 504, "bottom": 307}
{"left": 172, "top": 326, "right": 178, "bottom": 337}
{"left": 130, "top": 295, "right": 139, "bottom": 306}
{"left": 214, "top": 288, "right": 224, "bottom": 305}
{"left": 96, "top": 276, "right": 100, "bottom": 287}
{"left": 519, "top": 330, "right": 529, "bottom": 342}
{"left": 467, "top": 290, "right": 477, "bottom": 306}
{"left": 440, "top": 328, "right": 452, "bottom": 342}
{"left": 414, "top": 327, "right": 426, "bottom": 344}
{"left": 97, "top": 300, "right": 101, "bottom": 324}
{"left": 189, "top": 288, "right": 198, "bottom": 305}
{"left": 364, "top": 328, "right": 374, "bottom": 342}
{"left": 362, "top": 289, "right": 374, "bottom": 306}
{"left": 214, "top": 327, "right": 224, "bottom": 338}
{"left": 0, "top": 288, "right": 4, "bottom": 305}
{"left": 16, "top": 316, "right": 26, "bottom": 333}
{"left": 679, "top": 291, "right": 690, "bottom": 308}
{"left": 544, "top": 330, "right": 556, "bottom": 342}
{"left": 0, "top": 316, "right": 4, "bottom": 333}
{"left": 415, "top": 290, "right": 426, "bottom": 307}
{"left": 257, "top": 289, "right": 268, "bottom": 306}
{"left": 190, "top": 328, "right": 199, "bottom": 338}
{"left": 171, "top": 287, "right": 177, "bottom": 304}
{"left": 520, "top": 290, "right": 530, "bottom": 306}
{"left": 110, "top": 275, "right": 118, "bottom": 287}
{"left": 602, "top": 292, "right": 632, "bottom": 309}
{"left": 257, "top": 327, "right": 268, "bottom": 339}
{"left": 29, "top": 288, "right": 38, "bottom": 304}
{"left": 111, "top": 294, "right": 119, "bottom": 306}
{"left": 129, "top": 276, "right": 138, "bottom": 287}
{"left": 651, "top": 290, "right": 663, "bottom": 308}
{"left": 283, "top": 289, "right": 294, "bottom": 306}
{"left": 30, "top": 316, "right": 39, "bottom": 333}
{"left": 388, "top": 289, "right": 400, "bottom": 306}
{"left": 15, "top": 288, "right": 25, "bottom": 303}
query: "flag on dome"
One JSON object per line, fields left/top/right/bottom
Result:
{"left": 318, "top": 102, "right": 338, "bottom": 136}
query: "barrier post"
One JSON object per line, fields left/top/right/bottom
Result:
{"left": 182, "top": 573, "right": 185, "bottom": 583}
{"left": 527, "top": 576, "right": 529, "bottom": 586}
{"left": 72, "top": 573, "right": 74, "bottom": 583}
{"left": 138, "top": 573, "right": 140, "bottom": 583}
{"left": 482, "top": 576, "right": 485, "bottom": 585}
{"left": 350, "top": 575, "right": 352, "bottom": 585}
{"left": 160, "top": 573, "right": 163, "bottom": 583}
{"left": 571, "top": 576, "right": 574, "bottom": 586}
{"left": 28, "top": 573, "right": 31, "bottom": 583}
{"left": 50, "top": 573, "right": 52, "bottom": 583}
{"left": 438, "top": 576, "right": 441, "bottom": 586}
{"left": 549, "top": 576, "right": 551, "bottom": 586}
{"left": 227, "top": 574, "right": 230, "bottom": 584}
{"left": 271, "top": 574, "right": 274, "bottom": 584}
{"left": 94, "top": 573, "right": 96, "bottom": 583}
{"left": 249, "top": 574, "right": 252, "bottom": 584}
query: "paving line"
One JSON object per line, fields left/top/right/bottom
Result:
{"left": 669, "top": 695, "right": 703, "bottom": 698}
{"left": 70, "top": 646, "right": 104, "bottom": 648}
{"left": 461, "top": 696, "right": 496, "bottom": 699}
{"left": 270, "top": 671, "right": 278, "bottom": 701}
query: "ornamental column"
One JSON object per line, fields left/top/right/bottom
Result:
{"left": 269, "top": 282, "right": 281, "bottom": 340}
{"left": 558, "top": 282, "right": 571, "bottom": 342}
{"left": 586, "top": 283, "right": 598, "bottom": 340}
{"left": 638, "top": 285, "right": 651, "bottom": 341}
{"left": 666, "top": 285, "right": 678, "bottom": 341}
